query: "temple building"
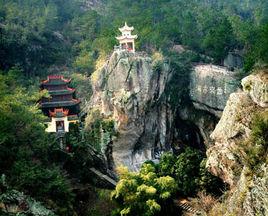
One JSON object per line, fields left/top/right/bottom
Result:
{"left": 115, "top": 22, "right": 138, "bottom": 52}
{"left": 40, "top": 75, "right": 80, "bottom": 133}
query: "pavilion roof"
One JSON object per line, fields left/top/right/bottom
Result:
{"left": 49, "top": 108, "right": 69, "bottom": 117}
{"left": 40, "top": 99, "right": 80, "bottom": 108}
{"left": 48, "top": 87, "right": 75, "bottom": 95}
{"left": 119, "top": 22, "right": 134, "bottom": 32}
{"left": 41, "top": 75, "right": 71, "bottom": 86}
{"left": 116, "top": 35, "right": 138, "bottom": 41}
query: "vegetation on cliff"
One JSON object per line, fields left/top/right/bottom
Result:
{"left": 0, "top": 70, "right": 75, "bottom": 214}
{"left": 208, "top": 109, "right": 268, "bottom": 216}
{"left": 243, "top": 110, "right": 268, "bottom": 169}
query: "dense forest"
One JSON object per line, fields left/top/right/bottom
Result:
{"left": 1, "top": 0, "right": 268, "bottom": 76}
{"left": 0, "top": 0, "right": 268, "bottom": 216}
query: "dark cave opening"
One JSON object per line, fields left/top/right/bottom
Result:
{"left": 173, "top": 117, "right": 206, "bottom": 153}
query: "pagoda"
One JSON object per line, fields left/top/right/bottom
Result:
{"left": 40, "top": 75, "right": 80, "bottom": 133}
{"left": 115, "top": 22, "right": 138, "bottom": 52}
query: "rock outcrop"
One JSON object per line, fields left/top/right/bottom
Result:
{"left": 86, "top": 51, "right": 173, "bottom": 170}
{"left": 0, "top": 189, "right": 56, "bottom": 216}
{"left": 190, "top": 64, "right": 239, "bottom": 117}
{"left": 206, "top": 91, "right": 259, "bottom": 186}
{"left": 207, "top": 72, "right": 267, "bottom": 186}
{"left": 180, "top": 64, "right": 240, "bottom": 147}
{"left": 206, "top": 72, "right": 268, "bottom": 215}
{"left": 86, "top": 54, "right": 244, "bottom": 170}
{"left": 242, "top": 72, "right": 268, "bottom": 108}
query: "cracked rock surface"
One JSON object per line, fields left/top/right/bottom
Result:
{"left": 87, "top": 51, "right": 173, "bottom": 170}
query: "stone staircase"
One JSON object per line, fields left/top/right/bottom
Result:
{"left": 174, "top": 198, "right": 201, "bottom": 215}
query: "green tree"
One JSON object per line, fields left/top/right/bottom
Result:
{"left": 171, "top": 148, "right": 203, "bottom": 196}
{"left": 111, "top": 163, "right": 177, "bottom": 216}
{"left": 0, "top": 0, "right": 79, "bottom": 75}
{"left": 0, "top": 70, "right": 74, "bottom": 214}
{"left": 158, "top": 148, "right": 225, "bottom": 197}
{"left": 202, "top": 15, "right": 235, "bottom": 63}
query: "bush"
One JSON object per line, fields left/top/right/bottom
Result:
{"left": 158, "top": 148, "right": 225, "bottom": 197}
{"left": 112, "top": 147, "right": 226, "bottom": 215}
{"left": 111, "top": 164, "right": 177, "bottom": 216}
{"left": 243, "top": 110, "right": 268, "bottom": 169}
{"left": 172, "top": 148, "right": 203, "bottom": 196}
{"left": 158, "top": 153, "right": 176, "bottom": 176}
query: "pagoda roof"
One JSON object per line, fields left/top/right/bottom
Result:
{"left": 41, "top": 99, "right": 80, "bottom": 108}
{"left": 116, "top": 35, "right": 138, "bottom": 40}
{"left": 49, "top": 108, "right": 69, "bottom": 117}
{"left": 48, "top": 87, "right": 75, "bottom": 95}
{"left": 119, "top": 22, "right": 134, "bottom": 32}
{"left": 41, "top": 75, "right": 71, "bottom": 86}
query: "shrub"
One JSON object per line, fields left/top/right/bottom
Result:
{"left": 158, "top": 148, "right": 225, "bottom": 197}
{"left": 243, "top": 110, "right": 268, "bottom": 169}
{"left": 198, "top": 159, "right": 227, "bottom": 196}
{"left": 111, "top": 164, "right": 177, "bottom": 216}
{"left": 172, "top": 147, "right": 203, "bottom": 196}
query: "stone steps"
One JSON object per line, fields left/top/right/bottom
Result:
{"left": 89, "top": 167, "right": 117, "bottom": 187}
{"left": 174, "top": 199, "right": 201, "bottom": 215}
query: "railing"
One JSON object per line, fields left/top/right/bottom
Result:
{"left": 114, "top": 45, "right": 122, "bottom": 51}
{"left": 114, "top": 45, "right": 134, "bottom": 52}
{"left": 195, "top": 64, "right": 233, "bottom": 75}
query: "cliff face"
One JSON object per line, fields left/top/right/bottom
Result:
{"left": 178, "top": 64, "right": 240, "bottom": 147}
{"left": 206, "top": 72, "right": 268, "bottom": 215}
{"left": 86, "top": 51, "right": 173, "bottom": 170}
{"left": 86, "top": 53, "right": 244, "bottom": 170}
{"left": 178, "top": 105, "right": 218, "bottom": 148}
{"left": 207, "top": 91, "right": 259, "bottom": 185}
{"left": 84, "top": 50, "right": 268, "bottom": 214}
{"left": 207, "top": 72, "right": 268, "bottom": 186}
{"left": 242, "top": 73, "right": 268, "bottom": 108}
{"left": 190, "top": 64, "right": 239, "bottom": 117}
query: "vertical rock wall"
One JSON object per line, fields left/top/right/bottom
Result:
{"left": 86, "top": 53, "right": 244, "bottom": 171}
{"left": 206, "top": 72, "right": 268, "bottom": 215}
{"left": 86, "top": 51, "right": 174, "bottom": 171}
{"left": 181, "top": 64, "right": 240, "bottom": 147}
{"left": 190, "top": 64, "right": 239, "bottom": 117}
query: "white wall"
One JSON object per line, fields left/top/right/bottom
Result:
{"left": 45, "top": 116, "right": 70, "bottom": 133}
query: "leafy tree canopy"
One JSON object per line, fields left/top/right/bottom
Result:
{"left": 0, "top": 68, "right": 74, "bottom": 214}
